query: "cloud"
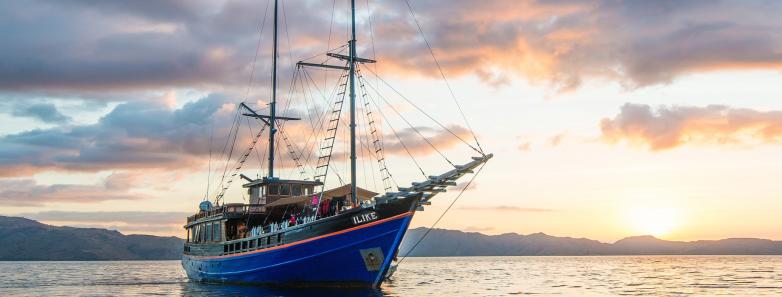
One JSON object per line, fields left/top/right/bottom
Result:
{"left": 11, "top": 103, "right": 71, "bottom": 124}
{"left": 2, "top": 0, "right": 781, "bottom": 95}
{"left": 369, "top": 0, "right": 782, "bottom": 91}
{"left": 459, "top": 205, "right": 555, "bottom": 212}
{"left": 548, "top": 133, "right": 567, "bottom": 146}
{"left": 0, "top": 1, "right": 245, "bottom": 93}
{"left": 382, "top": 125, "right": 473, "bottom": 156}
{"left": 0, "top": 178, "right": 149, "bottom": 206}
{"left": 0, "top": 94, "right": 231, "bottom": 177}
{"left": 600, "top": 103, "right": 782, "bottom": 151}
{"left": 0, "top": 92, "right": 471, "bottom": 179}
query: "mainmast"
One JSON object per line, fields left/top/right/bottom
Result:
{"left": 268, "top": 0, "right": 278, "bottom": 178}
{"left": 348, "top": 0, "right": 358, "bottom": 205}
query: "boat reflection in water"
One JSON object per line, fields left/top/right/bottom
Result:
{"left": 182, "top": 281, "right": 385, "bottom": 297}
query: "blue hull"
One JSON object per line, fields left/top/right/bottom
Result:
{"left": 182, "top": 212, "right": 413, "bottom": 287}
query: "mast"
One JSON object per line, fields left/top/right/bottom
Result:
{"left": 348, "top": 0, "right": 358, "bottom": 205}
{"left": 268, "top": 0, "right": 278, "bottom": 178}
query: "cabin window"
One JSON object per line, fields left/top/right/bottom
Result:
{"left": 211, "top": 222, "right": 217, "bottom": 242}
{"left": 186, "top": 228, "right": 191, "bottom": 243}
{"left": 205, "top": 223, "right": 212, "bottom": 242}
{"left": 268, "top": 185, "right": 279, "bottom": 195}
{"left": 292, "top": 185, "right": 301, "bottom": 196}
{"left": 198, "top": 224, "right": 205, "bottom": 243}
{"left": 213, "top": 222, "right": 222, "bottom": 242}
{"left": 280, "top": 185, "right": 291, "bottom": 196}
{"left": 249, "top": 240, "right": 255, "bottom": 249}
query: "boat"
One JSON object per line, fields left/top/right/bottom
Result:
{"left": 182, "top": 0, "right": 492, "bottom": 288}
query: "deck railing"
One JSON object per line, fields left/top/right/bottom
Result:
{"left": 186, "top": 204, "right": 266, "bottom": 223}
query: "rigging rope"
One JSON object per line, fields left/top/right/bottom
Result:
{"left": 325, "top": 0, "right": 337, "bottom": 66}
{"left": 215, "top": 119, "right": 268, "bottom": 205}
{"left": 214, "top": 109, "right": 242, "bottom": 204}
{"left": 362, "top": 77, "right": 428, "bottom": 179}
{"left": 296, "top": 68, "right": 348, "bottom": 185}
{"left": 276, "top": 120, "right": 308, "bottom": 178}
{"left": 357, "top": 65, "right": 395, "bottom": 191}
{"left": 363, "top": 67, "right": 482, "bottom": 155}
{"left": 402, "top": 0, "right": 484, "bottom": 154}
{"left": 396, "top": 162, "right": 487, "bottom": 265}
{"left": 358, "top": 67, "right": 455, "bottom": 167}
{"left": 243, "top": 0, "right": 271, "bottom": 102}
{"left": 203, "top": 123, "right": 214, "bottom": 202}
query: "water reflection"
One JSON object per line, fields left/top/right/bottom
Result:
{"left": 181, "top": 282, "right": 386, "bottom": 297}
{"left": 1, "top": 257, "right": 780, "bottom": 296}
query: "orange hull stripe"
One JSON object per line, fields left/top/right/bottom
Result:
{"left": 191, "top": 211, "right": 414, "bottom": 260}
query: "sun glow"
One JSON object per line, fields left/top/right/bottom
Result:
{"left": 626, "top": 207, "right": 682, "bottom": 237}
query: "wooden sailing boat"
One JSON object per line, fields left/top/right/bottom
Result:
{"left": 182, "top": 0, "right": 491, "bottom": 287}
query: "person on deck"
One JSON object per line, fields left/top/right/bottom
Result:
{"left": 305, "top": 195, "right": 319, "bottom": 218}
{"left": 333, "top": 196, "right": 346, "bottom": 214}
{"left": 319, "top": 198, "right": 331, "bottom": 218}
{"left": 237, "top": 223, "right": 247, "bottom": 239}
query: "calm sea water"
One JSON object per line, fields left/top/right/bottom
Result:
{"left": 1, "top": 256, "right": 780, "bottom": 296}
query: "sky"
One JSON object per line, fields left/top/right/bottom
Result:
{"left": 1, "top": 0, "right": 782, "bottom": 242}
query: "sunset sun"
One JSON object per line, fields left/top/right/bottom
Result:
{"left": 626, "top": 207, "right": 682, "bottom": 237}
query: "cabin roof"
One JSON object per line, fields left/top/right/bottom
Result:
{"left": 263, "top": 184, "right": 378, "bottom": 208}
{"left": 242, "top": 177, "right": 323, "bottom": 188}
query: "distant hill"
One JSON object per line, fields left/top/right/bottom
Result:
{"left": 399, "top": 228, "right": 782, "bottom": 256}
{"left": 2, "top": 216, "right": 780, "bottom": 260}
{"left": 0, "top": 216, "right": 183, "bottom": 260}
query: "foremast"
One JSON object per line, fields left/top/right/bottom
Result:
{"left": 239, "top": 0, "right": 300, "bottom": 182}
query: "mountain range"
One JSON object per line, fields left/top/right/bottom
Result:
{"left": 0, "top": 216, "right": 183, "bottom": 260}
{"left": 399, "top": 228, "right": 782, "bottom": 256}
{"left": 1, "top": 216, "right": 780, "bottom": 260}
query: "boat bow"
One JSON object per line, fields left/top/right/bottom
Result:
{"left": 376, "top": 154, "right": 493, "bottom": 209}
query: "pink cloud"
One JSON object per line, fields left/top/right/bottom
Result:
{"left": 601, "top": 103, "right": 782, "bottom": 150}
